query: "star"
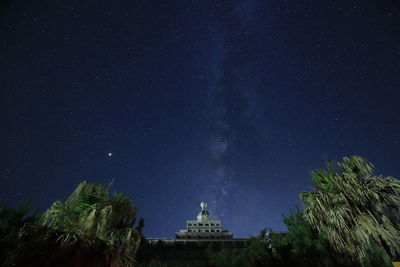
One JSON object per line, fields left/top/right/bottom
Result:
{"left": 108, "top": 152, "right": 112, "bottom": 157}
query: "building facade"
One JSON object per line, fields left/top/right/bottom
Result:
{"left": 142, "top": 202, "right": 249, "bottom": 266}
{"left": 175, "top": 201, "right": 233, "bottom": 239}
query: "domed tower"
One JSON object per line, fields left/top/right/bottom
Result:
{"left": 197, "top": 201, "right": 211, "bottom": 222}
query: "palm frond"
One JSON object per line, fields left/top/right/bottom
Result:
{"left": 301, "top": 156, "right": 400, "bottom": 264}
{"left": 35, "top": 181, "right": 141, "bottom": 266}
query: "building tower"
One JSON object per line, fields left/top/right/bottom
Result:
{"left": 175, "top": 201, "right": 233, "bottom": 239}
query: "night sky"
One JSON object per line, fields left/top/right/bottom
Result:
{"left": 1, "top": 0, "right": 400, "bottom": 238}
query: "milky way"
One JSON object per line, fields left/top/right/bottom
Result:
{"left": 1, "top": 0, "right": 400, "bottom": 237}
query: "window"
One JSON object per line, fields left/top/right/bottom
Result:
{"left": 199, "top": 223, "right": 203, "bottom": 226}
{"left": 188, "top": 223, "right": 192, "bottom": 226}
{"left": 211, "top": 224, "right": 214, "bottom": 226}
{"left": 211, "top": 229, "right": 215, "bottom": 232}
{"left": 205, "top": 229, "right": 209, "bottom": 232}
{"left": 205, "top": 224, "right": 209, "bottom": 226}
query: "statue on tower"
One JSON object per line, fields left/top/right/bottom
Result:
{"left": 197, "top": 201, "right": 211, "bottom": 222}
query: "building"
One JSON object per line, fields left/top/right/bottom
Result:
{"left": 142, "top": 201, "right": 249, "bottom": 266}
{"left": 146, "top": 201, "right": 248, "bottom": 247}
{"left": 175, "top": 201, "right": 233, "bottom": 239}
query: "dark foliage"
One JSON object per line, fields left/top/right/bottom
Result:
{"left": 208, "top": 210, "right": 392, "bottom": 267}
{"left": 6, "top": 181, "right": 142, "bottom": 267}
{"left": 0, "top": 199, "right": 38, "bottom": 266}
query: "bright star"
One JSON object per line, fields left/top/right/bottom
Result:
{"left": 108, "top": 152, "right": 112, "bottom": 157}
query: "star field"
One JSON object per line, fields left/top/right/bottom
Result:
{"left": 1, "top": 0, "right": 400, "bottom": 237}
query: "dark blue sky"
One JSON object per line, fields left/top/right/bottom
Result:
{"left": 1, "top": 0, "right": 400, "bottom": 238}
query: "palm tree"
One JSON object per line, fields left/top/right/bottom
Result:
{"left": 18, "top": 181, "right": 141, "bottom": 267}
{"left": 301, "top": 156, "right": 400, "bottom": 264}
